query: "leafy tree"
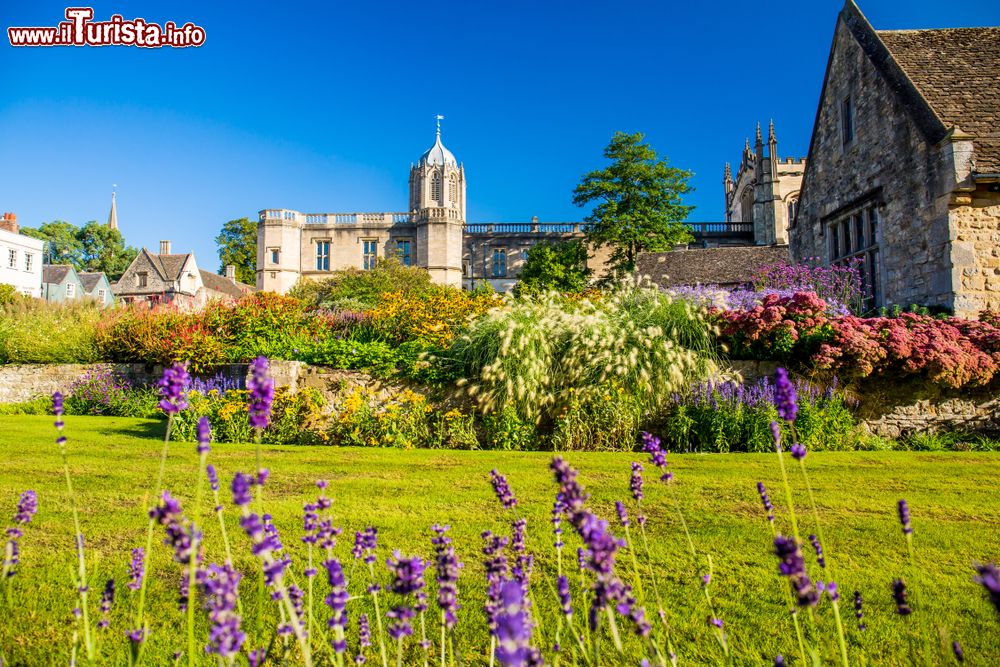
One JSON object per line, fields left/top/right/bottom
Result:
{"left": 573, "top": 131, "right": 694, "bottom": 275}
{"left": 289, "top": 257, "right": 433, "bottom": 309}
{"left": 20, "top": 220, "right": 84, "bottom": 268}
{"left": 215, "top": 217, "right": 257, "bottom": 284}
{"left": 515, "top": 240, "right": 591, "bottom": 295}
{"left": 78, "top": 222, "right": 138, "bottom": 280}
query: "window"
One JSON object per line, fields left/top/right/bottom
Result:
{"left": 98, "top": 289, "right": 106, "bottom": 300}
{"left": 137, "top": 272, "right": 148, "bottom": 288}
{"left": 66, "top": 283, "right": 75, "bottom": 297}
{"left": 316, "top": 241, "right": 330, "bottom": 271}
{"left": 270, "top": 248, "right": 280, "bottom": 264}
{"left": 740, "top": 188, "right": 754, "bottom": 223}
{"left": 828, "top": 202, "right": 880, "bottom": 311}
{"left": 7, "top": 249, "right": 15, "bottom": 268}
{"left": 841, "top": 97, "right": 854, "bottom": 146}
{"left": 363, "top": 240, "right": 378, "bottom": 271}
{"left": 396, "top": 239, "right": 412, "bottom": 267}
{"left": 448, "top": 176, "right": 458, "bottom": 205}
{"left": 787, "top": 199, "right": 798, "bottom": 224}
{"left": 430, "top": 172, "right": 442, "bottom": 204}
{"left": 492, "top": 248, "right": 507, "bottom": 278}
{"left": 24, "top": 254, "right": 33, "bottom": 272}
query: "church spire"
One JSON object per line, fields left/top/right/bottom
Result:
{"left": 768, "top": 118, "right": 777, "bottom": 143}
{"left": 107, "top": 187, "right": 118, "bottom": 231}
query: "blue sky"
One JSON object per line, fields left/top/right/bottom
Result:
{"left": 2, "top": 0, "right": 999, "bottom": 269}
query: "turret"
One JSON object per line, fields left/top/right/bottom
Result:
{"left": 768, "top": 119, "right": 779, "bottom": 181}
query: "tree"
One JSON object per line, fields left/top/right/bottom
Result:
{"left": 515, "top": 240, "right": 591, "bottom": 295}
{"left": 78, "top": 222, "right": 138, "bottom": 280}
{"left": 20, "top": 220, "right": 84, "bottom": 268}
{"left": 573, "top": 131, "right": 694, "bottom": 275}
{"left": 215, "top": 217, "right": 257, "bottom": 285}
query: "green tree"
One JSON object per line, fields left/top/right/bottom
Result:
{"left": 78, "top": 222, "right": 138, "bottom": 280}
{"left": 20, "top": 220, "right": 84, "bottom": 268}
{"left": 515, "top": 240, "right": 591, "bottom": 295}
{"left": 573, "top": 131, "right": 694, "bottom": 275}
{"left": 215, "top": 217, "right": 257, "bottom": 284}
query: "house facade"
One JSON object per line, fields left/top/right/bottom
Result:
{"left": 79, "top": 272, "right": 115, "bottom": 307}
{"left": 0, "top": 213, "right": 44, "bottom": 298}
{"left": 41, "top": 265, "right": 85, "bottom": 302}
{"left": 791, "top": 1, "right": 1000, "bottom": 317}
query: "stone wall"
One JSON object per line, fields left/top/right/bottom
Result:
{"left": 950, "top": 185, "right": 1000, "bottom": 315}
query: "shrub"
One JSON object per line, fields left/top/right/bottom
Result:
{"left": 751, "top": 259, "right": 864, "bottom": 315}
{"left": 64, "top": 366, "right": 159, "bottom": 418}
{"left": 289, "top": 258, "right": 435, "bottom": 309}
{"left": 716, "top": 291, "right": 833, "bottom": 360}
{"left": 172, "top": 387, "right": 327, "bottom": 445}
{"left": 0, "top": 299, "right": 102, "bottom": 363}
{"left": 367, "top": 288, "right": 501, "bottom": 347}
{"left": 481, "top": 405, "right": 538, "bottom": 451}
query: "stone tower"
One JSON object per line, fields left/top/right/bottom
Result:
{"left": 256, "top": 209, "right": 302, "bottom": 293}
{"left": 408, "top": 117, "right": 465, "bottom": 286}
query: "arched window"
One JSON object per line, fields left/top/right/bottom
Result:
{"left": 787, "top": 198, "right": 799, "bottom": 224}
{"left": 448, "top": 175, "right": 458, "bottom": 206}
{"left": 740, "top": 188, "right": 755, "bottom": 223}
{"left": 430, "top": 172, "right": 442, "bottom": 204}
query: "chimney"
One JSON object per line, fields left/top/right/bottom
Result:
{"left": 225, "top": 265, "right": 236, "bottom": 280}
{"left": 0, "top": 212, "right": 17, "bottom": 234}
{"left": 159, "top": 240, "right": 171, "bottom": 255}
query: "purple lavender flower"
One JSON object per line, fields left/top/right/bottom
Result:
{"left": 151, "top": 492, "right": 200, "bottom": 566}
{"left": 773, "top": 535, "right": 820, "bottom": 607}
{"left": 770, "top": 420, "right": 782, "bottom": 451}
{"left": 897, "top": 499, "right": 913, "bottom": 536}
{"left": 12, "top": 490, "right": 37, "bottom": 525}
{"left": 615, "top": 501, "right": 629, "bottom": 528}
{"left": 431, "top": 524, "right": 463, "bottom": 630}
{"left": 356, "top": 613, "right": 371, "bottom": 664}
{"left": 953, "top": 640, "right": 964, "bottom": 663}
{"left": 490, "top": 469, "right": 518, "bottom": 510}
{"left": 157, "top": 362, "right": 191, "bottom": 415}
{"left": 640, "top": 432, "right": 672, "bottom": 482}
{"left": 231, "top": 473, "right": 253, "bottom": 507}
{"left": 127, "top": 547, "right": 145, "bottom": 591}
{"left": 386, "top": 551, "right": 426, "bottom": 640}
{"left": 97, "top": 578, "right": 115, "bottom": 629}
{"left": 826, "top": 581, "right": 840, "bottom": 602}
{"left": 774, "top": 656, "right": 787, "bottom": 667}
{"left": 324, "top": 559, "right": 349, "bottom": 653}
{"left": 576, "top": 547, "right": 587, "bottom": 574}
{"left": 248, "top": 648, "right": 267, "bottom": 667}
{"left": 629, "top": 462, "right": 644, "bottom": 502}
{"left": 206, "top": 465, "right": 219, "bottom": 493}
{"left": 247, "top": 356, "right": 275, "bottom": 429}
{"left": 353, "top": 526, "right": 378, "bottom": 564}
{"left": 196, "top": 416, "right": 212, "bottom": 455}
{"left": 773, "top": 368, "right": 798, "bottom": 422}
{"left": 127, "top": 628, "right": 146, "bottom": 645}
{"left": 790, "top": 443, "right": 807, "bottom": 460}
{"left": 552, "top": 500, "right": 564, "bottom": 550}
{"left": 854, "top": 590, "right": 866, "bottom": 630}
{"left": 53, "top": 391, "right": 64, "bottom": 419}
{"left": 494, "top": 579, "right": 533, "bottom": 667}
{"left": 756, "top": 482, "right": 775, "bottom": 522}
{"left": 617, "top": 588, "right": 652, "bottom": 637}
{"left": 809, "top": 534, "right": 825, "bottom": 569}
{"left": 891, "top": 578, "right": 912, "bottom": 615}
{"left": 974, "top": 562, "right": 1000, "bottom": 615}
{"left": 557, "top": 575, "right": 572, "bottom": 618}
{"left": 201, "top": 562, "right": 244, "bottom": 657}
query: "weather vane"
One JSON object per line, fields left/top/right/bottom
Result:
{"left": 435, "top": 114, "right": 444, "bottom": 136}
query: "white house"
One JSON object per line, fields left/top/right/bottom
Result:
{"left": 0, "top": 213, "right": 44, "bottom": 298}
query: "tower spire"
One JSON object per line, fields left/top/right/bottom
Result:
{"left": 107, "top": 186, "right": 118, "bottom": 231}
{"left": 768, "top": 118, "right": 776, "bottom": 143}
{"left": 755, "top": 121, "right": 763, "bottom": 146}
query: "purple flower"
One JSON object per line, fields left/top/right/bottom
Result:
{"left": 552, "top": 500, "right": 564, "bottom": 550}
{"left": 897, "top": 499, "right": 913, "bottom": 536}
{"left": 490, "top": 469, "right": 518, "bottom": 510}
{"left": 974, "top": 562, "right": 1000, "bottom": 615}
{"left": 953, "top": 640, "right": 964, "bottom": 663}
{"left": 891, "top": 578, "right": 912, "bottom": 616}
{"left": 640, "top": 432, "right": 672, "bottom": 482}
{"left": 770, "top": 420, "right": 782, "bottom": 451}
{"left": 615, "top": 501, "right": 629, "bottom": 528}
{"left": 494, "top": 579, "right": 534, "bottom": 667}
{"left": 158, "top": 362, "right": 191, "bottom": 415}
{"left": 482, "top": 531, "right": 510, "bottom": 638}
{"left": 206, "top": 465, "right": 219, "bottom": 493}
{"left": 431, "top": 524, "right": 463, "bottom": 630}
{"left": 52, "top": 391, "right": 64, "bottom": 418}
{"left": 774, "top": 656, "right": 787, "bottom": 667}
{"left": 629, "top": 462, "right": 644, "bottom": 503}
{"left": 247, "top": 356, "right": 275, "bottom": 429}
{"left": 353, "top": 526, "right": 378, "bottom": 564}
{"left": 231, "top": 473, "right": 253, "bottom": 507}
{"left": 201, "top": 563, "right": 244, "bottom": 657}
{"left": 557, "top": 575, "right": 572, "bottom": 617}
{"left": 773, "top": 535, "right": 820, "bottom": 607}
{"left": 151, "top": 492, "right": 200, "bottom": 566}
{"left": 324, "top": 559, "right": 349, "bottom": 653}
{"left": 826, "top": 581, "right": 840, "bottom": 602}
{"left": 12, "top": 490, "right": 37, "bottom": 525}
{"left": 97, "top": 578, "right": 115, "bottom": 629}
{"left": 854, "top": 590, "right": 866, "bottom": 630}
{"left": 809, "top": 534, "right": 825, "bottom": 568}
{"left": 196, "top": 416, "right": 212, "bottom": 455}
{"left": 756, "top": 482, "right": 775, "bottom": 522}
{"left": 616, "top": 588, "right": 652, "bottom": 637}
{"left": 127, "top": 548, "right": 145, "bottom": 591}
{"left": 248, "top": 648, "right": 267, "bottom": 667}
{"left": 356, "top": 613, "right": 371, "bottom": 664}
{"left": 386, "top": 551, "right": 426, "bottom": 640}
{"left": 127, "top": 628, "right": 146, "bottom": 645}
{"left": 773, "top": 368, "right": 798, "bottom": 422}
{"left": 790, "top": 443, "right": 807, "bottom": 460}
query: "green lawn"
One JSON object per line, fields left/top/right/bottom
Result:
{"left": 0, "top": 414, "right": 998, "bottom": 666}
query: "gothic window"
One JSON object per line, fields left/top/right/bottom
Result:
{"left": 828, "top": 203, "right": 880, "bottom": 312}
{"left": 316, "top": 241, "right": 330, "bottom": 271}
{"left": 740, "top": 188, "right": 754, "bottom": 223}
{"left": 363, "top": 240, "right": 378, "bottom": 271}
{"left": 492, "top": 248, "right": 507, "bottom": 278}
{"left": 841, "top": 97, "right": 854, "bottom": 146}
{"left": 787, "top": 199, "right": 799, "bottom": 224}
{"left": 448, "top": 175, "right": 458, "bottom": 206}
{"left": 430, "top": 172, "right": 442, "bottom": 205}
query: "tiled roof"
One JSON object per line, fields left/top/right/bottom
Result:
{"left": 636, "top": 246, "right": 790, "bottom": 288}
{"left": 42, "top": 264, "right": 73, "bottom": 284}
{"left": 877, "top": 27, "right": 1000, "bottom": 173}
{"left": 77, "top": 272, "right": 107, "bottom": 292}
{"left": 153, "top": 254, "right": 192, "bottom": 281}
{"left": 199, "top": 269, "right": 255, "bottom": 298}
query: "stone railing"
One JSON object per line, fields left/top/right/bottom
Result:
{"left": 465, "top": 222, "right": 593, "bottom": 234}
{"left": 258, "top": 210, "right": 412, "bottom": 225}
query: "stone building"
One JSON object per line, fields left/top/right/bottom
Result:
{"left": 724, "top": 122, "right": 806, "bottom": 246}
{"left": 116, "top": 241, "right": 254, "bottom": 309}
{"left": 791, "top": 0, "right": 1000, "bottom": 316}
{"left": 0, "top": 213, "right": 44, "bottom": 298}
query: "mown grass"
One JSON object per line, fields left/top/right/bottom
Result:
{"left": 0, "top": 415, "right": 998, "bottom": 665}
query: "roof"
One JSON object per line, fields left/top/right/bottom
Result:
{"left": 876, "top": 27, "right": 1000, "bottom": 173}
{"left": 418, "top": 130, "right": 457, "bottom": 167}
{"left": 636, "top": 246, "right": 791, "bottom": 288}
{"left": 199, "top": 269, "right": 255, "bottom": 298}
{"left": 42, "top": 264, "right": 75, "bottom": 284}
{"left": 78, "top": 272, "right": 108, "bottom": 292}
{"left": 148, "top": 252, "right": 193, "bottom": 281}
